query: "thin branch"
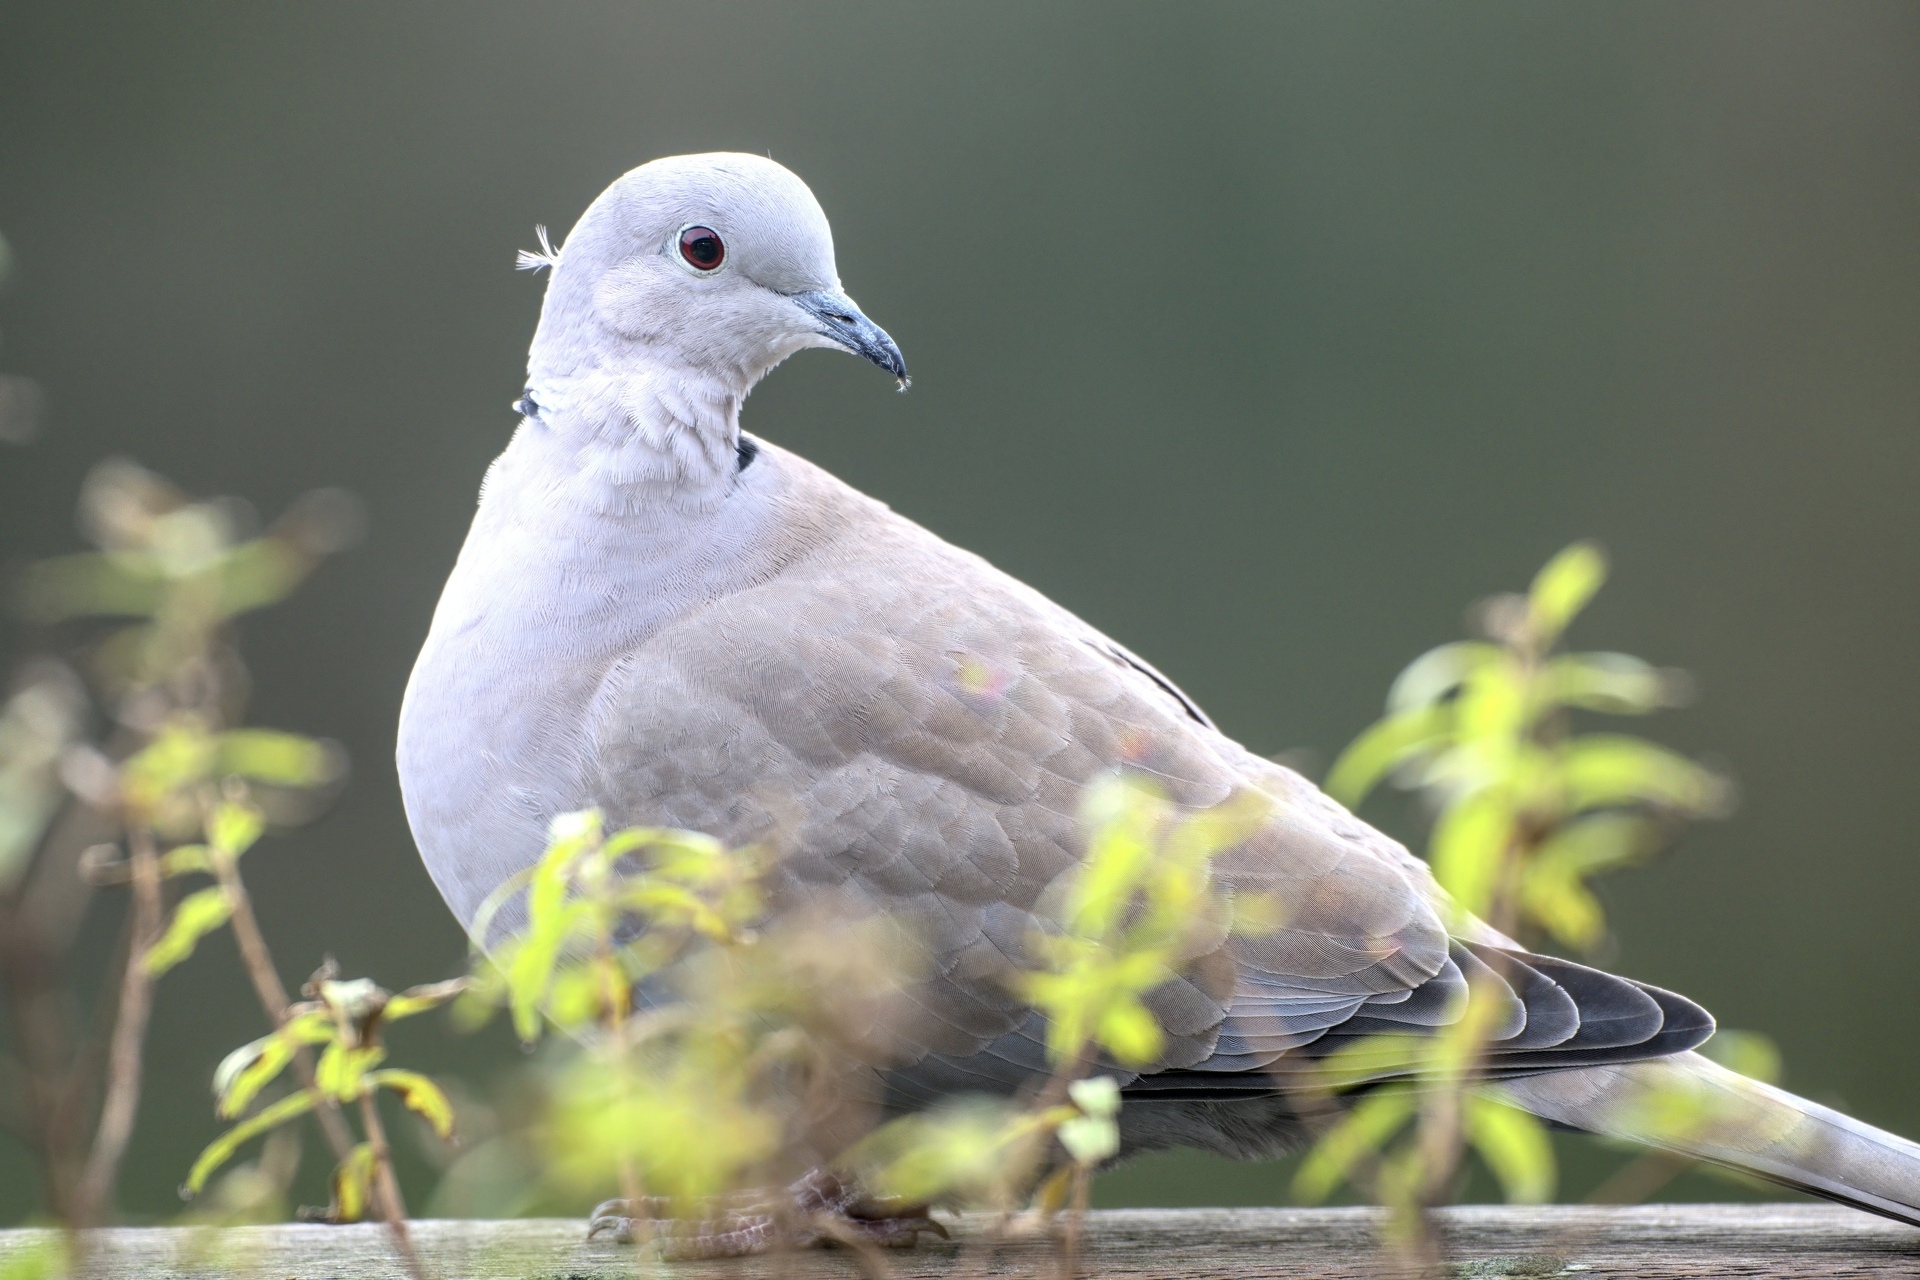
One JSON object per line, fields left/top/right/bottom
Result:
{"left": 71, "top": 826, "right": 164, "bottom": 1223}
{"left": 214, "top": 856, "right": 357, "bottom": 1160}
{"left": 357, "top": 1089, "right": 427, "bottom": 1280}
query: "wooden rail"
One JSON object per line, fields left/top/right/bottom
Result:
{"left": 4, "top": 1204, "right": 1916, "bottom": 1278}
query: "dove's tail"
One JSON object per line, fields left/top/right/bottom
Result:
{"left": 1502, "top": 1050, "right": 1920, "bottom": 1226}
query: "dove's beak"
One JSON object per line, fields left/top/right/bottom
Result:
{"left": 793, "top": 289, "right": 909, "bottom": 388}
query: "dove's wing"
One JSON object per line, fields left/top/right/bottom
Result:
{"left": 585, "top": 446, "right": 1463, "bottom": 1080}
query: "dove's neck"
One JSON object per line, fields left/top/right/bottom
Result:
{"left": 508, "top": 359, "right": 748, "bottom": 515}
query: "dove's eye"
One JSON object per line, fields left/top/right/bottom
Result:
{"left": 677, "top": 225, "right": 726, "bottom": 273}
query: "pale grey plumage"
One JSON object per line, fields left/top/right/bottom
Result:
{"left": 399, "top": 152, "right": 1920, "bottom": 1223}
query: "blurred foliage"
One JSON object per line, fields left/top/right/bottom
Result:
{"left": 451, "top": 808, "right": 909, "bottom": 1226}
{"left": 0, "top": 460, "right": 375, "bottom": 1263}
{"left": 444, "top": 772, "right": 1261, "bottom": 1262}
{"left": 188, "top": 968, "right": 463, "bottom": 1215}
{"left": 1328, "top": 542, "right": 1728, "bottom": 951}
{"left": 1021, "top": 777, "right": 1268, "bottom": 1069}
{"left": 1304, "top": 543, "right": 1747, "bottom": 1263}
{"left": 0, "top": 664, "right": 83, "bottom": 889}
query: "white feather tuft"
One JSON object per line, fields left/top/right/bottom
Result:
{"left": 515, "top": 224, "right": 563, "bottom": 273}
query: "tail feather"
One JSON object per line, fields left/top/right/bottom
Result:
{"left": 1503, "top": 1050, "right": 1920, "bottom": 1228}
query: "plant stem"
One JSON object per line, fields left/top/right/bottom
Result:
{"left": 356, "top": 1088, "right": 426, "bottom": 1280}
{"left": 71, "top": 826, "right": 163, "bottom": 1224}
{"left": 214, "top": 855, "right": 356, "bottom": 1160}
{"left": 1058, "top": 1163, "right": 1091, "bottom": 1280}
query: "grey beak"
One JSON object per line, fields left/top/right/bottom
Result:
{"left": 792, "top": 290, "right": 908, "bottom": 387}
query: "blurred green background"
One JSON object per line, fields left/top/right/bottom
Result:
{"left": 3, "top": 1, "right": 1918, "bottom": 1219}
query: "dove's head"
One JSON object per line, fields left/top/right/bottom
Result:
{"left": 525, "top": 153, "right": 906, "bottom": 403}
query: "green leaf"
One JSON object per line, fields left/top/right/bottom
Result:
{"left": 1067, "top": 1074, "right": 1121, "bottom": 1119}
{"left": 215, "top": 729, "right": 340, "bottom": 788}
{"left": 160, "top": 844, "right": 213, "bottom": 877}
{"left": 1057, "top": 1111, "right": 1119, "bottom": 1165}
{"left": 1067, "top": 775, "right": 1162, "bottom": 939}
{"left": 1386, "top": 642, "right": 1505, "bottom": 714}
{"left": 206, "top": 800, "right": 265, "bottom": 858}
{"left": 314, "top": 1041, "right": 385, "bottom": 1102}
{"left": 183, "top": 1090, "right": 317, "bottom": 1197}
{"left": 1293, "top": 1086, "right": 1416, "bottom": 1203}
{"left": 1527, "top": 541, "right": 1607, "bottom": 647}
{"left": 1059, "top": 1075, "right": 1123, "bottom": 1165}
{"left": 120, "top": 724, "right": 218, "bottom": 813}
{"left": 212, "top": 1010, "right": 332, "bottom": 1117}
{"left": 369, "top": 1069, "right": 456, "bottom": 1139}
{"left": 329, "top": 1143, "right": 377, "bottom": 1223}
{"left": 1519, "top": 813, "right": 1651, "bottom": 949}
{"left": 1466, "top": 1091, "right": 1555, "bottom": 1204}
{"left": 143, "top": 886, "right": 233, "bottom": 976}
{"left": 1542, "top": 652, "right": 1682, "bottom": 716}
{"left": 1702, "top": 1030, "right": 1783, "bottom": 1086}
{"left": 383, "top": 978, "right": 468, "bottom": 1021}
{"left": 1325, "top": 705, "right": 1448, "bottom": 807}
{"left": 849, "top": 1099, "right": 1026, "bottom": 1204}
{"left": 17, "top": 551, "right": 167, "bottom": 623}
{"left": 1518, "top": 856, "right": 1608, "bottom": 951}
{"left": 1310, "top": 1032, "right": 1431, "bottom": 1092}
{"left": 1428, "top": 790, "right": 1513, "bottom": 921}
{"left": 1559, "top": 735, "right": 1727, "bottom": 815}
{"left": 1096, "top": 999, "right": 1164, "bottom": 1066}
{"left": 214, "top": 538, "right": 311, "bottom": 618}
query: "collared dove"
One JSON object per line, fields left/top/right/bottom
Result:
{"left": 398, "top": 152, "right": 1920, "bottom": 1232}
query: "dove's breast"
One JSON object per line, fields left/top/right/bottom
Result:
{"left": 397, "top": 431, "right": 833, "bottom": 929}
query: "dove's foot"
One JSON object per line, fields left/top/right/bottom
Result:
{"left": 586, "top": 1169, "right": 947, "bottom": 1259}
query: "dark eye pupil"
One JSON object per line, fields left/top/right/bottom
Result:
{"left": 678, "top": 226, "right": 724, "bottom": 270}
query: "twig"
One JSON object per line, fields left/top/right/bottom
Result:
{"left": 356, "top": 1088, "right": 427, "bottom": 1280}
{"left": 71, "top": 826, "right": 164, "bottom": 1223}
{"left": 213, "top": 854, "right": 357, "bottom": 1160}
{"left": 1057, "top": 1163, "right": 1091, "bottom": 1280}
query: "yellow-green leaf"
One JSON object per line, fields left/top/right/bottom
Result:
{"left": 1058, "top": 1111, "right": 1119, "bottom": 1165}
{"left": 383, "top": 977, "right": 468, "bottom": 1021}
{"left": 143, "top": 885, "right": 233, "bottom": 976}
{"left": 1542, "top": 652, "right": 1681, "bottom": 716}
{"left": 1310, "top": 1032, "right": 1430, "bottom": 1092}
{"left": 212, "top": 1010, "right": 331, "bottom": 1117}
{"left": 183, "top": 1090, "right": 317, "bottom": 1197}
{"left": 1466, "top": 1091, "right": 1555, "bottom": 1204}
{"left": 1702, "top": 1030, "right": 1782, "bottom": 1086}
{"left": 369, "top": 1069, "right": 456, "bottom": 1139}
{"left": 1097, "top": 999, "right": 1165, "bottom": 1067}
{"left": 1518, "top": 856, "right": 1608, "bottom": 951}
{"left": 330, "top": 1143, "right": 377, "bottom": 1223}
{"left": 215, "top": 729, "right": 340, "bottom": 788}
{"left": 1293, "top": 1085, "right": 1416, "bottom": 1203}
{"left": 314, "top": 1042, "right": 385, "bottom": 1101}
{"left": 1068, "top": 1074, "right": 1121, "bottom": 1118}
{"left": 1429, "top": 790, "right": 1512, "bottom": 921}
{"left": 848, "top": 1099, "right": 1026, "bottom": 1204}
{"left": 214, "top": 538, "right": 311, "bottom": 618}
{"left": 1386, "top": 642, "right": 1505, "bottom": 713}
{"left": 1527, "top": 541, "right": 1607, "bottom": 647}
{"left": 1559, "top": 735, "right": 1727, "bottom": 815}
{"left": 160, "top": 844, "right": 213, "bottom": 877}
{"left": 1324, "top": 705, "right": 1448, "bottom": 807}
{"left": 16, "top": 551, "right": 166, "bottom": 623}
{"left": 206, "top": 800, "right": 265, "bottom": 859}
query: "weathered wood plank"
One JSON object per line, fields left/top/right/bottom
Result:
{"left": 4, "top": 1205, "right": 1917, "bottom": 1279}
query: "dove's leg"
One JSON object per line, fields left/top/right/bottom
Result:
{"left": 586, "top": 1169, "right": 947, "bottom": 1258}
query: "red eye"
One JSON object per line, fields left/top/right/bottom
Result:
{"left": 678, "top": 225, "right": 725, "bottom": 272}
